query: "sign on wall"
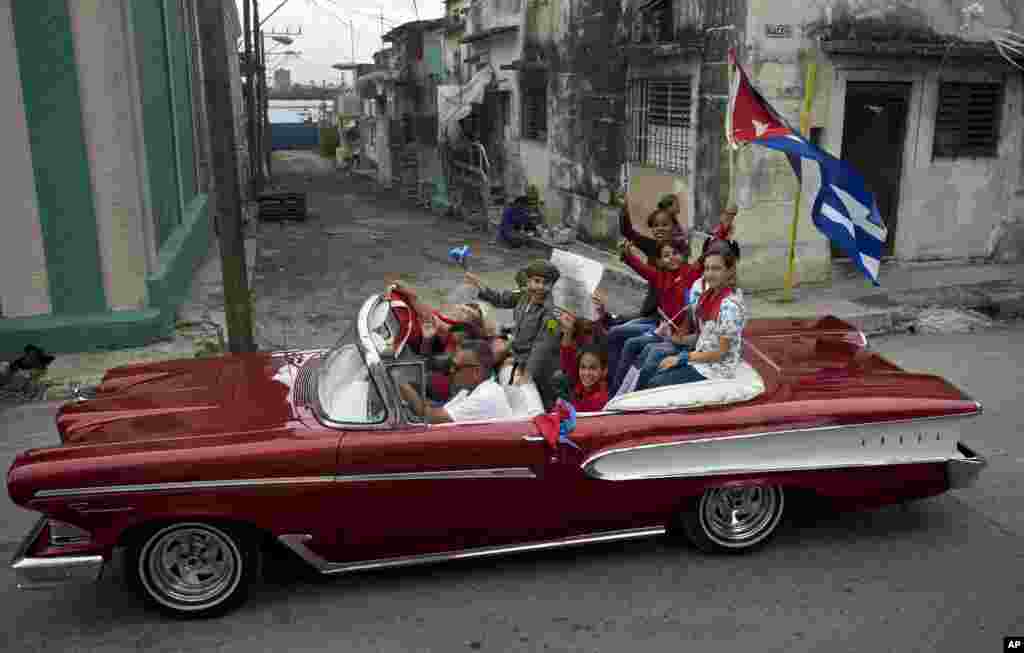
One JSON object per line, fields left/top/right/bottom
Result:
{"left": 765, "top": 24, "right": 793, "bottom": 38}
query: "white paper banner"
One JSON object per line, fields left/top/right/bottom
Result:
{"left": 550, "top": 249, "right": 604, "bottom": 321}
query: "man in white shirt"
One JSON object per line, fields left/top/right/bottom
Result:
{"left": 398, "top": 340, "right": 514, "bottom": 423}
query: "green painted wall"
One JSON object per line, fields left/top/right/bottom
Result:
{"left": 130, "top": 2, "right": 181, "bottom": 247}
{"left": 11, "top": 0, "right": 106, "bottom": 315}
{"left": 169, "top": 0, "right": 196, "bottom": 200}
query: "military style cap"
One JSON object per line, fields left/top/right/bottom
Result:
{"left": 521, "top": 260, "right": 560, "bottom": 285}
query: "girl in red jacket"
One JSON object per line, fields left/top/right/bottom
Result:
{"left": 558, "top": 312, "right": 609, "bottom": 412}
{"left": 609, "top": 233, "right": 702, "bottom": 394}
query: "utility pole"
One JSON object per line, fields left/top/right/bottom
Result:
{"left": 252, "top": 0, "right": 265, "bottom": 190}
{"left": 242, "top": 0, "right": 256, "bottom": 197}
{"left": 260, "top": 28, "right": 273, "bottom": 185}
{"left": 195, "top": 0, "right": 256, "bottom": 353}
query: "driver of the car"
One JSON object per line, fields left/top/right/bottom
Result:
{"left": 398, "top": 339, "right": 514, "bottom": 424}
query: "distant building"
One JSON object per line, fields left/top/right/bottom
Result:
{"left": 274, "top": 68, "right": 291, "bottom": 92}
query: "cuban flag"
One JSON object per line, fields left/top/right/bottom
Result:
{"left": 726, "top": 49, "right": 888, "bottom": 285}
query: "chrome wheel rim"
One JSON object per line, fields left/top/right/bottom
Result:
{"left": 700, "top": 485, "right": 783, "bottom": 548}
{"left": 141, "top": 524, "right": 241, "bottom": 610}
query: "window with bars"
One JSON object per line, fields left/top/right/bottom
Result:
{"left": 933, "top": 82, "right": 1002, "bottom": 158}
{"left": 521, "top": 83, "right": 548, "bottom": 141}
{"left": 628, "top": 77, "right": 692, "bottom": 174}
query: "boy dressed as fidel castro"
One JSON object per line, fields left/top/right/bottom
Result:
{"left": 465, "top": 260, "right": 563, "bottom": 408}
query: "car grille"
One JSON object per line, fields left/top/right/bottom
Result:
{"left": 293, "top": 357, "right": 322, "bottom": 406}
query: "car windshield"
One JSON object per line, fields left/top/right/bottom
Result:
{"left": 316, "top": 343, "right": 386, "bottom": 424}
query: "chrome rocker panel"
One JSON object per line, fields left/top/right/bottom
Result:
{"left": 947, "top": 442, "right": 987, "bottom": 489}
{"left": 279, "top": 526, "right": 667, "bottom": 575}
{"left": 10, "top": 518, "right": 104, "bottom": 590}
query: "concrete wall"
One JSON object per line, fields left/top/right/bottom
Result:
{"left": 824, "top": 61, "right": 1023, "bottom": 262}
{"left": 0, "top": 0, "right": 51, "bottom": 318}
{"left": 69, "top": 0, "right": 150, "bottom": 311}
{"left": 0, "top": 0, "right": 216, "bottom": 352}
{"left": 731, "top": 0, "right": 833, "bottom": 290}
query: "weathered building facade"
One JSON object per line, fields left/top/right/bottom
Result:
{"left": 365, "top": 0, "right": 1024, "bottom": 280}
{"left": 555, "top": 0, "right": 1024, "bottom": 287}
{"left": 356, "top": 48, "right": 396, "bottom": 185}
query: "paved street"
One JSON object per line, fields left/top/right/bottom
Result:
{"left": 2, "top": 237, "right": 1022, "bottom": 653}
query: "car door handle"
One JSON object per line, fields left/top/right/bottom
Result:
{"left": 522, "top": 435, "right": 545, "bottom": 442}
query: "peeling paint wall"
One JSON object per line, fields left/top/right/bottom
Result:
{"left": 521, "top": 0, "right": 628, "bottom": 236}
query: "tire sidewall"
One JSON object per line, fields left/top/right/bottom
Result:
{"left": 681, "top": 485, "right": 785, "bottom": 554}
{"left": 131, "top": 522, "right": 255, "bottom": 619}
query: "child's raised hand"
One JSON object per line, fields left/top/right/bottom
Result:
{"left": 719, "top": 205, "right": 738, "bottom": 239}
{"left": 464, "top": 271, "right": 482, "bottom": 288}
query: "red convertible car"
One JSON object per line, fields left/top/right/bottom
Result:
{"left": 8, "top": 294, "right": 986, "bottom": 618}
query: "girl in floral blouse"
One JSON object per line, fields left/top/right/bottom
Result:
{"left": 638, "top": 240, "right": 746, "bottom": 389}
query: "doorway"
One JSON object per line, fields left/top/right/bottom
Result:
{"left": 838, "top": 82, "right": 911, "bottom": 258}
{"left": 481, "top": 89, "right": 510, "bottom": 182}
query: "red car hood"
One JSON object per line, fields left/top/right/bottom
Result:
{"left": 56, "top": 349, "right": 325, "bottom": 445}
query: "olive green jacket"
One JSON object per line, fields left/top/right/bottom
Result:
{"left": 478, "top": 286, "right": 562, "bottom": 383}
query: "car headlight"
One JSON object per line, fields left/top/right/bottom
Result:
{"left": 48, "top": 520, "right": 92, "bottom": 546}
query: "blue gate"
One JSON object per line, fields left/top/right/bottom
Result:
{"left": 271, "top": 123, "right": 320, "bottom": 151}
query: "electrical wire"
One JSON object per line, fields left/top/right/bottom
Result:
{"left": 317, "top": 0, "right": 404, "bottom": 26}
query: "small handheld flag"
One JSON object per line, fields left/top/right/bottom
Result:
{"left": 448, "top": 245, "right": 471, "bottom": 269}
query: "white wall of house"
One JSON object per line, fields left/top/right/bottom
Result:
{"left": 826, "top": 62, "right": 1023, "bottom": 261}
{"left": 0, "top": 0, "right": 51, "bottom": 318}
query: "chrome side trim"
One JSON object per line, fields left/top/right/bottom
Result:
{"left": 585, "top": 456, "right": 956, "bottom": 482}
{"left": 522, "top": 435, "right": 546, "bottom": 442}
{"left": 34, "top": 475, "right": 336, "bottom": 499}
{"left": 35, "top": 468, "right": 537, "bottom": 498}
{"left": 10, "top": 517, "right": 104, "bottom": 590}
{"left": 581, "top": 408, "right": 983, "bottom": 477}
{"left": 278, "top": 526, "right": 667, "bottom": 575}
{"left": 335, "top": 467, "right": 537, "bottom": 482}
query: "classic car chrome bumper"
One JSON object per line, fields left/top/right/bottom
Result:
{"left": 9, "top": 518, "right": 104, "bottom": 590}
{"left": 947, "top": 442, "right": 987, "bottom": 489}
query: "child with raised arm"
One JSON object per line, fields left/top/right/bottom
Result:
{"left": 608, "top": 230, "right": 702, "bottom": 395}
{"left": 464, "top": 260, "right": 563, "bottom": 408}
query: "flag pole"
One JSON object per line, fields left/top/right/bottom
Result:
{"left": 727, "top": 48, "right": 737, "bottom": 208}
{"left": 782, "top": 58, "right": 818, "bottom": 302}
